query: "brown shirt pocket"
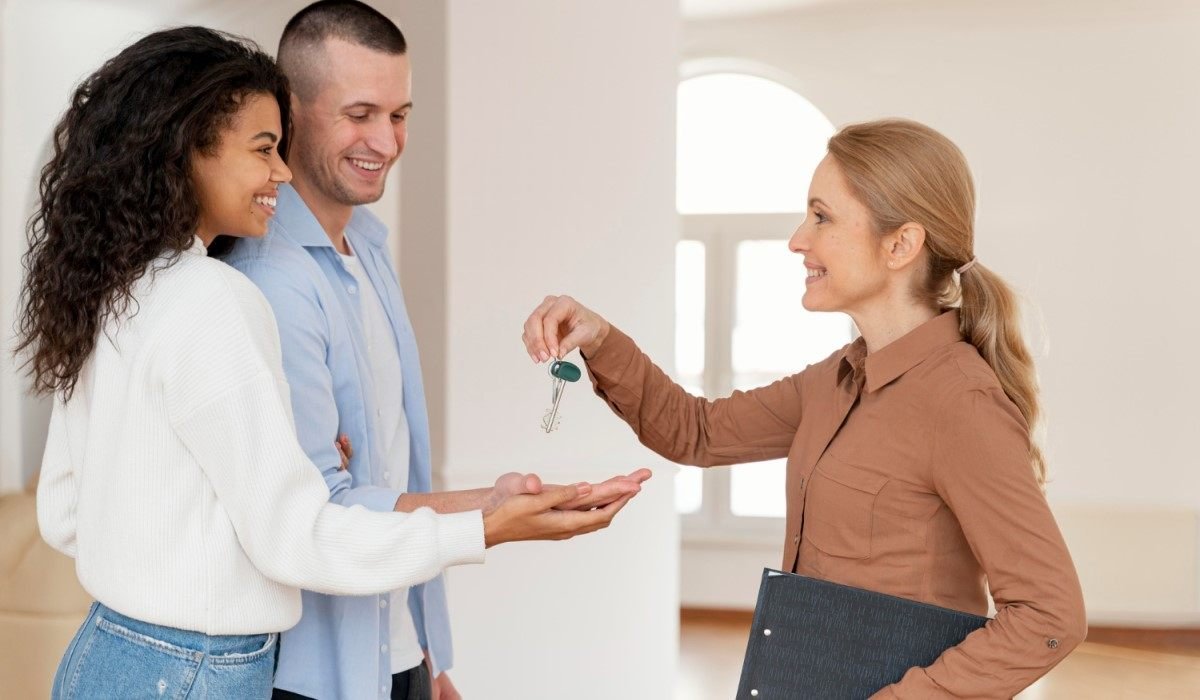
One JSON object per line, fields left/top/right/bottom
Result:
{"left": 805, "top": 456, "right": 889, "bottom": 559}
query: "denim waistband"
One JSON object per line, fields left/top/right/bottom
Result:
{"left": 93, "top": 602, "right": 272, "bottom": 657}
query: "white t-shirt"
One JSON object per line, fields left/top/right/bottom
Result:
{"left": 341, "top": 244, "right": 424, "bottom": 673}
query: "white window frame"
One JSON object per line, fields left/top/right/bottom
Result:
{"left": 680, "top": 212, "right": 806, "bottom": 545}
{"left": 675, "top": 60, "right": 851, "bottom": 547}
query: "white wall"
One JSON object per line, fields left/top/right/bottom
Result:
{"left": 0, "top": 0, "right": 170, "bottom": 492}
{"left": 397, "top": 1, "right": 681, "bottom": 696}
{"left": 681, "top": 0, "right": 1200, "bottom": 624}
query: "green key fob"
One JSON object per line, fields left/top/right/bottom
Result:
{"left": 549, "top": 360, "right": 581, "bottom": 383}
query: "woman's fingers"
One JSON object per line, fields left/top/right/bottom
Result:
{"left": 557, "top": 477, "right": 641, "bottom": 511}
{"left": 541, "top": 296, "right": 580, "bottom": 360}
{"left": 558, "top": 323, "right": 593, "bottom": 359}
{"left": 522, "top": 295, "right": 561, "bottom": 362}
{"left": 521, "top": 294, "right": 607, "bottom": 361}
{"left": 525, "top": 484, "right": 585, "bottom": 512}
{"left": 335, "top": 434, "right": 353, "bottom": 470}
{"left": 484, "top": 482, "right": 640, "bottom": 546}
{"left": 557, "top": 491, "right": 637, "bottom": 537}
{"left": 542, "top": 469, "right": 652, "bottom": 511}
{"left": 522, "top": 294, "right": 588, "bottom": 362}
{"left": 624, "top": 468, "right": 653, "bottom": 484}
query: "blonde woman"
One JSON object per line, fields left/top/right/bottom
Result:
{"left": 522, "top": 119, "right": 1086, "bottom": 697}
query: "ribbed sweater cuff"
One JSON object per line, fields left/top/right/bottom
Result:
{"left": 435, "top": 510, "right": 487, "bottom": 567}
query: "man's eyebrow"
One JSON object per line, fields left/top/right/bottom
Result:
{"left": 342, "top": 101, "right": 414, "bottom": 112}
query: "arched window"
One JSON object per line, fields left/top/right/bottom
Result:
{"left": 677, "top": 73, "right": 831, "bottom": 214}
{"left": 673, "top": 72, "right": 852, "bottom": 523}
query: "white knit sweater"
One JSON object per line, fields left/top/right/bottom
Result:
{"left": 36, "top": 238, "right": 485, "bottom": 635}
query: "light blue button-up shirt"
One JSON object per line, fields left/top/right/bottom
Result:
{"left": 224, "top": 184, "right": 453, "bottom": 700}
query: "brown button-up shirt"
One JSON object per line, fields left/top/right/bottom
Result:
{"left": 585, "top": 311, "right": 1086, "bottom": 698}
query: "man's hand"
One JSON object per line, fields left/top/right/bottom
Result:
{"left": 485, "top": 472, "right": 549, "bottom": 512}
{"left": 431, "top": 670, "right": 461, "bottom": 700}
{"left": 521, "top": 295, "right": 611, "bottom": 362}
{"left": 423, "top": 652, "right": 462, "bottom": 700}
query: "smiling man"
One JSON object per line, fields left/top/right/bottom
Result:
{"left": 224, "top": 5, "right": 457, "bottom": 698}
{"left": 224, "top": 4, "right": 648, "bottom": 697}
{"left": 220, "top": 3, "right": 650, "bottom": 699}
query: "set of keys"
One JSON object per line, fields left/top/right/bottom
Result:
{"left": 541, "top": 359, "right": 581, "bottom": 433}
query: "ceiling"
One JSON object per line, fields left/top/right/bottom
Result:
{"left": 88, "top": 0, "right": 855, "bottom": 24}
{"left": 81, "top": 0, "right": 851, "bottom": 23}
{"left": 681, "top": 0, "right": 859, "bottom": 20}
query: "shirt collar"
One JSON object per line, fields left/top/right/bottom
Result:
{"left": 271, "top": 183, "right": 389, "bottom": 250}
{"left": 186, "top": 236, "right": 207, "bottom": 256}
{"left": 838, "top": 310, "right": 964, "bottom": 393}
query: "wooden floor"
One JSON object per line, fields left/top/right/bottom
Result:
{"left": 677, "top": 615, "right": 1200, "bottom": 699}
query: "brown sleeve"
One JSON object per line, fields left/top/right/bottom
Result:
{"left": 582, "top": 325, "right": 804, "bottom": 467}
{"left": 875, "top": 387, "right": 1087, "bottom": 699}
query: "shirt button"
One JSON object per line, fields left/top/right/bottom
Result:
{"left": 799, "top": 477, "right": 806, "bottom": 489}
{"left": 1047, "top": 639, "right": 1059, "bottom": 649}
{"left": 348, "top": 284, "right": 358, "bottom": 294}
{"left": 384, "top": 471, "right": 391, "bottom": 480}
{"left": 381, "top": 644, "right": 388, "bottom": 653}
{"left": 792, "top": 535, "right": 800, "bottom": 545}
{"left": 380, "top": 599, "right": 388, "bottom": 608}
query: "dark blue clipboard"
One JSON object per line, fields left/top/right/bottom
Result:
{"left": 736, "top": 568, "right": 990, "bottom": 699}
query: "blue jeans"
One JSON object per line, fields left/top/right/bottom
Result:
{"left": 53, "top": 602, "right": 277, "bottom": 699}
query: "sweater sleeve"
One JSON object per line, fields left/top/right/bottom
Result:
{"left": 36, "top": 394, "right": 78, "bottom": 557}
{"left": 873, "top": 386, "right": 1087, "bottom": 698}
{"left": 160, "top": 270, "right": 485, "bottom": 595}
{"left": 583, "top": 325, "right": 805, "bottom": 466}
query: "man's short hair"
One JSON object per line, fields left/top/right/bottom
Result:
{"left": 278, "top": 0, "right": 406, "bottom": 99}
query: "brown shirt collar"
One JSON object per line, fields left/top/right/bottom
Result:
{"left": 839, "top": 310, "right": 965, "bottom": 394}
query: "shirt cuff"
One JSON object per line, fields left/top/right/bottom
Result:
{"left": 582, "top": 324, "right": 638, "bottom": 386}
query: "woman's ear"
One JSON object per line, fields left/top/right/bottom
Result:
{"left": 882, "top": 222, "right": 926, "bottom": 270}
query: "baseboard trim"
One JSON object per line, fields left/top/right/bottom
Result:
{"left": 679, "top": 608, "right": 1200, "bottom": 654}
{"left": 680, "top": 607, "right": 752, "bottom": 625}
{"left": 1085, "top": 626, "right": 1200, "bottom": 654}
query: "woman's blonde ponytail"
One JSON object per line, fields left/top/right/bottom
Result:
{"left": 957, "top": 263, "right": 1046, "bottom": 483}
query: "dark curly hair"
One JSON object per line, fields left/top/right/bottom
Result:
{"left": 15, "top": 26, "right": 290, "bottom": 400}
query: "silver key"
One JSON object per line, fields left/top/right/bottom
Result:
{"left": 541, "top": 377, "right": 566, "bottom": 433}
{"left": 540, "top": 359, "right": 581, "bottom": 433}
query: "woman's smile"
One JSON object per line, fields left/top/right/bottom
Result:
{"left": 805, "top": 262, "right": 828, "bottom": 286}
{"left": 252, "top": 192, "right": 278, "bottom": 217}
